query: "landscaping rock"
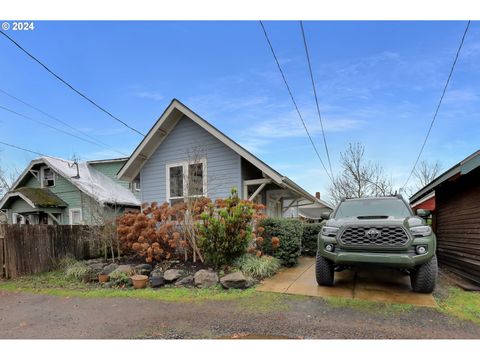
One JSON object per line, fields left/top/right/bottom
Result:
{"left": 151, "top": 269, "right": 164, "bottom": 278}
{"left": 135, "top": 264, "right": 153, "bottom": 276}
{"left": 175, "top": 275, "right": 194, "bottom": 287}
{"left": 164, "top": 269, "right": 183, "bottom": 282}
{"left": 100, "top": 263, "right": 118, "bottom": 275}
{"left": 220, "top": 272, "right": 247, "bottom": 289}
{"left": 149, "top": 275, "right": 165, "bottom": 288}
{"left": 108, "top": 265, "right": 134, "bottom": 279}
{"left": 194, "top": 270, "right": 219, "bottom": 288}
{"left": 245, "top": 276, "right": 256, "bottom": 289}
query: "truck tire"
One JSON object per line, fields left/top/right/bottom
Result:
{"left": 410, "top": 255, "right": 438, "bottom": 293}
{"left": 316, "top": 254, "right": 334, "bottom": 286}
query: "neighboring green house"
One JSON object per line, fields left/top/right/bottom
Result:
{"left": 0, "top": 157, "right": 140, "bottom": 225}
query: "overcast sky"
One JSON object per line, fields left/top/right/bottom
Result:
{"left": 0, "top": 21, "right": 478, "bottom": 197}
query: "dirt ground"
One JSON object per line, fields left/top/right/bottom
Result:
{"left": 1, "top": 287, "right": 479, "bottom": 339}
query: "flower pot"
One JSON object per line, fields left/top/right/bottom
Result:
{"left": 131, "top": 275, "right": 148, "bottom": 289}
{"left": 98, "top": 274, "right": 110, "bottom": 283}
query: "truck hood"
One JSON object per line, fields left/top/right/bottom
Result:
{"left": 325, "top": 216, "right": 425, "bottom": 230}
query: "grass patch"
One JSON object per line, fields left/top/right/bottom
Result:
{"left": 325, "top": 296, "right": 414, "bottom": 315}
{"left": 236, "top": 291, "right": 290, "bottom": 313}
{"left": 0, "top": 270, "right": 256, "bottom": 303}
{"left": 436, "top": 286, "right": 480, "bottom": 324}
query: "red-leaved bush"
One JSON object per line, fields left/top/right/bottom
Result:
{"left": 117, "top": 198, "right": 211, "bottom": 263}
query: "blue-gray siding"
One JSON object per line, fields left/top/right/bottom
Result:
{"left": 140, "top": 115, "right": 242, "bottom": 204}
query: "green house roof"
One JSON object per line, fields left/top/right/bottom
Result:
{"left": 15, "top": 187, "right": 68, "bottom": 208}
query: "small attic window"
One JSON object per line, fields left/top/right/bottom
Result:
{"left": 42, "top": 167, "right": 55, "bottom": 187}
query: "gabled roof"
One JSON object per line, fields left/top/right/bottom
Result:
{"left": 0, "top": 187, "right": 68, "bottom": 209}
{"left": 410, "top": 149, "right": 480, "bottom": 204}
{"left": 6, "top": 156, "right": 140, "bottom": 207}
{"left": 118, "top": 99, "right": 321, "bottom": 204}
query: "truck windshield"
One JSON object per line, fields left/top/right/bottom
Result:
{"left": 334, "top": 198, "right": 412, "bottom": 218}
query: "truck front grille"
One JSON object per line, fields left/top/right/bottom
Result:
{"left": 339, "top": 226, "right": 409, "bottom": 247}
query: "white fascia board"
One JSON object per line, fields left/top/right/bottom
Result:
{"left": 0, "top": 192, "right": 36, "bottom": 209}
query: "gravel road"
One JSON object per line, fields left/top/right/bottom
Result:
{"left": 1, "top": 289, "right": 479, "bottom": 339}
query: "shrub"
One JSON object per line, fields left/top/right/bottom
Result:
{"left": 197, "top": 188, "right": 265, "bottom": 268}
{"left": 260, "top": 218, "right": 303, "bottom": 267}
{"left": 235, "top": 254, "right": 281, "bottom": 279}
{"left": 301, "top": 223, "right": 324, "bottom": 256}
{"left": 62, "top": 259, "right": 89, "bottom": 280}
{"left": 117, "top": 198, "right": 211, "bottom": 263}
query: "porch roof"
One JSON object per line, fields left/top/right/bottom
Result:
{"left": 0, "top": 187, "right": 68, "bottom": 209}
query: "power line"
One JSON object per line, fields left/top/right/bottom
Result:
{"left": 401, "top": 20, "right": 471, "bottom": 192}
{"left": 0, "top": 104, "right": 121, "bottom": 151}
{"left": 299, "top": 21, "right": 334, "bottom": 180}
{"left": 0, "top": 88, "right": 128, "bottom": 156}
{"left": 259, "top": 21, "right": 334, "bottom": 184}
{"left": 0, "top": 30, "right": 145, "bottom": 137}
{"left": 0, "top": 140, "right": 46, "bottom": 157}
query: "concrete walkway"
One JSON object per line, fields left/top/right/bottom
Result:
{"left": 257, "top": 257, "right": 437, "bottom": 307}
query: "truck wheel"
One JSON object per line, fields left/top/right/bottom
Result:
{"left": 316, "top": 254, "right": 334, "bottom": 286}
{"left": 410, "top": 255, "right": 438, "bottom": 293}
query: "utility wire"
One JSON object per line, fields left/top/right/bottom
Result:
{"left": 0, "top": 30, "right": 145, "bottom": 137}
{"left": 0, "top": 104, "right": 120, "bottom": 150}
{"left": 299, "top": 21, "right": 334, "bottom": 180}
{"left": 0, "top": 140, "right": 46, "bottom": 157}
{"left": 259, "top": 21, "right": 334, "bottom": 184}
{"left": 0, "top": 88, "right": 128, "bottom": 156}
{"left": 401, "top": 20, "right": 471, "bottom": 192}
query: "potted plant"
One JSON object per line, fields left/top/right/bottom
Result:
{"left": 98, "top": 274, "right": 110, "bottom": 283}
{"left": 131, "top": 274, "right": 148, "bottom": 289}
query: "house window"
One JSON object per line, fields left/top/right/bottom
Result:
{"left": 12, "top": 213, "right": 25, "bottom": 224}
{"left": 166, "top": 160, "right": 206, "bottom": 205}
{"left": 69, "top": 208, "right": 83, "bottom": 225}
{"left": 42, "top": 167, "right": 55, "bottom": 187}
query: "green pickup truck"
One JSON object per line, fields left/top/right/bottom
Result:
{"left": 316, "top": 195, "right": 437, "bottom": 293}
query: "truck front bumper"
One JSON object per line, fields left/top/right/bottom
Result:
{"left": 318, "top": 234, "right": 436, "bottom": 269}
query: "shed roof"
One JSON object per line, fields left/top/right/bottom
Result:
{"left": 410, "top": 149, "right": 480, "bottom": 204}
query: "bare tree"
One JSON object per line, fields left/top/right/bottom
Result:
{"left": 413, "top": 160, "right": 441, "bottom": 189}
{"left": 328, "top": 143, "right": 393, "bottom": 205}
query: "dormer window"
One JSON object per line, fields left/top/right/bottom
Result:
{"left": 42, "top": 167, "right": 55, "bottom": 187}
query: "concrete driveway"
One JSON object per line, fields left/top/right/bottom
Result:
{"left": 257, "top": 257, "right": 437, "bottom": 307}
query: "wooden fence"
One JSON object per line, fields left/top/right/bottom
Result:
{"left": 0, "top": 224, "right": 104, "bottom": 278}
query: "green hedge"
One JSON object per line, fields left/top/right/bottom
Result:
{"left": 260, "top": 218, "right": 303, "bottom": 267}
{"left": 301, "top": 223, "right": 324, "bottom": 256}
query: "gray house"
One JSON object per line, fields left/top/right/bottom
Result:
{"left": 118, "top": 99, "right": 332, "bottom": 217}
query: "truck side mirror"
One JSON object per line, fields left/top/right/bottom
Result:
{"left": 320, "top": 211, "right": 331, "bottom": 220}
{"left": 416, "top": 209, "right": 431, "bottom": 218}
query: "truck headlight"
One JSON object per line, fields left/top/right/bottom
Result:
{"left": 410, "top": 226, "right": 432, "bottom": 237}
{"left": 321, "top": 226, "right": 339, "bottom": 237}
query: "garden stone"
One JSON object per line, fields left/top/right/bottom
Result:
{"left": 175, "top": 275, "right": 194, "bottom": 287}
{"left": 100, "top": 263, "right": 118, "bottom": 275}
{"left": 151, "top": 269, "right": 164, "bottom": 278}
{"left": 245, "top": 276, "right": 256, "bottom": 288}
{"left": 164, "top": 269, "right": 182, "bottom": 282}
{"left": 220, "top": 271, "right": 247, "bottom": 289}
{"left": 194, "top": 270, "right": 219, "bottom": 288}
{"left": 149, "top": 275, "right": 165, "bottom": 288}
{"left": 135, "top": 264, "right": 152, "bottom": 276}
{"left": 108, "top": 265, "right": 134, "bottom": 278}
{"left": 135, "top": 264, "right": 152, "bottom": 271}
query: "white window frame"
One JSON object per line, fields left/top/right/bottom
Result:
{"left": 40, "top": 166, "right": 55, "bottom": 188}
{"left": 12, "top": 213, "right": 26, "bottom": 224}
{"left": 165, "top": 159, "right": 207, "bottom": 204}
{"left": 69, "top": 208, "right": 83, "bottom": 225}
